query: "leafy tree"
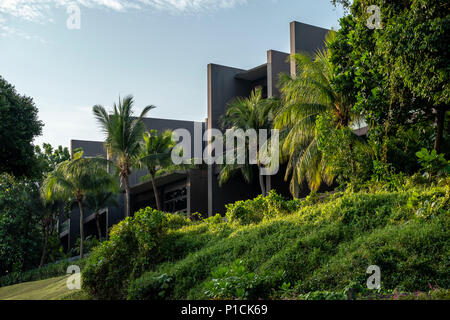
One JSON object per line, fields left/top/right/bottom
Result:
{"left": 276, "top": 33, "right": 361, "bottom": 196}
{"left": 219, "top": 87, "right": 277, "bottom": 196}
{"left": 33, "top": 143, "right": 70, "bottom": 266}
{"left": 93, "top": 95, "right": 154, "bottom": 217}
{"left": 330, "top": 0, "right": 351, "bottom": 9}
{"left": 0, "top": 174, "right": 42, "bottom": 275}
{"left": 138, "top": 130, "right": 176, "bottom": 211}
{"left": 0, "top": 143, "right": 70, "bottom": 271}
{"left": 0, "top": 76, "right": 43, "bottom": 177}
{"left": 381, "top": 0, "right": 449, "bottom": 153}
{"left": 41, "top": 151, "right": 114, "bottom": 258}
{"left": 33, "top": 143, "right": 70, "bottom": 180}
{"left": 38, "top": 200, "right": 63, "bottom": 267}
{"left": 316, "top": 114, "right": 372, "bottom": 187}
{"left": 329, "top": 0, "right": 449, "bottom": 157}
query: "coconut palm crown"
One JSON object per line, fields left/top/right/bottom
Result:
{"left": 92, "top": 95, "right": 154, "bottom": 217}
{"left": 138, "top": 129, "right": 176, "bottom": 211}
{"left": 41, "top": 151, "right": 114, "bottom": 258}
{"left": 275, "top": 31, "right": 359, "bottom": 196}
{"left": 219, "top": 86, "right": 278, "bottom": 196}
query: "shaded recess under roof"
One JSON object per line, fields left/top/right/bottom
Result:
{"left": 130, "top": 171, "right": 187, "bottom": 194}
{"left": 235, "top": 64, "right": 268, "bottom": 81}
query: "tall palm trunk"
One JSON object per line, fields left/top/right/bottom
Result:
{"left": 95, "top": 211, "right": 102, "bottom": 241}
{"left": 39, "top": 231, "right": 48, "bottom": 268}
{"left": 77, "top": 199, "right": 85, "bottom": 259}
{"left": 150, "top": 172, "right": 162, "bottom": 211}
{"left": 258, "top": 166, "right": 266, "bottom": 196}
{"left": 123, "top": 174, "right": 131, "bottom": 217}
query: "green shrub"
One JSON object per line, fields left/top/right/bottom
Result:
{"left": 316, "top": 113, "right": 373, "bottom": 187}
{"left": 204, "top": 260, "right": 258, "bottom": 300}
{"left": 383, "top": 125, "right": 436, "bottom": 176}
{"left": 416, "top": 148, "right": 450, "bottom": 179}
{"left": 82, "top": 207, "right": 188, "bottom": 299}
{"left": 225, "top": 190, "right": 288, "bottom": 225}
{"left": 202, "top": 214, "right": 228, "bottom": 233}
{"left": 128, "top": 272, "right": 174, "bottom": 300}
{"left": 164, "top": 213, "right": 192, "bottom": 230}
{"left": 203, "top": 259, "right": 283, "bottom": 300}
{"left": 81, "top": 219, "right": 137, "bottom": 299}
{"left": 203, "top": 214, "right": 224, "bottom": 225}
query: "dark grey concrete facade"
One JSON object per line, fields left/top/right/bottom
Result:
{"left": 290, "top": 21, "right": 330, "bottom": 76}
{"left": 267, "top": 50, "right": 290, "bottom": 98}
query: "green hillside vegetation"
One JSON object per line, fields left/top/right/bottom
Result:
{"left": 79, "top": 178, "right": 449, "bottom": 300}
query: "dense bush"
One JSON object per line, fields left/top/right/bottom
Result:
{"left": 204, "top": 259, "right": 283, "bottom": 300}
{"left": 316, "top": 113, "right": 373, "bottom": 187}
{"left": 225, "top": 190, "right": 296, "bottom": 225}
{"left": 385, "top": 126, "right": 437, "bottom": 175}
{"left": 81, "top": 207, "right": 191, "bottom": 299}
{"left": 416, "top": 148, "right": 450, "bottom": 179}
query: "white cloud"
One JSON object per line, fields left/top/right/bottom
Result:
{"left": 0, "top": 14, "right": 48, "bottom": 42}
{"left": 135, "top": 0, "right": 248, "bottom": 13}
{"left": 0, "top": 0, "right": 248, "bottom": 22}
{"left": 0, "top": 0, "right": 248, "bottom": 39}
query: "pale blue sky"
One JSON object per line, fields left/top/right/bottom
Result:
{"left": 0, "top": 0, "right": 345, "bottom": 148}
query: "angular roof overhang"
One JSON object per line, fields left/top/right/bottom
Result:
{"left": 235, "top": 64, "right": 267, "bottom": 81}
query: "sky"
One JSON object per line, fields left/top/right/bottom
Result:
{"left": 0, "top": 0, "right": 345, "bottom": 149}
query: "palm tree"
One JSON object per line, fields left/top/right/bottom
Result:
{"left": 41, "top": 151, "right": 113, "bottom": 258}
{"left": 220, "top": 87, "right": 278, "bottom": 196}
{"left": 84, "top": 190, "right": 118, "bottom": 241}
{"left": 275, "top": 31, "right": 358, "bottom": 196}
{"left": 138, "top": 130, "right": 176, "bottom": 211}
{"left": 92, "top": 95, "right": 154, "bottom": 217}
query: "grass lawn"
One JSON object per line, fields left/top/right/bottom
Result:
{"left": 0, "top": 275, "right": 81, "bottom": 300}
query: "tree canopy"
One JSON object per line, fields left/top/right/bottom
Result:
{"left": 0, "top": 76, "right": 43, "bottom": 177}
{"left": 328, "top": 0, "right": 449, "bottom": 153}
